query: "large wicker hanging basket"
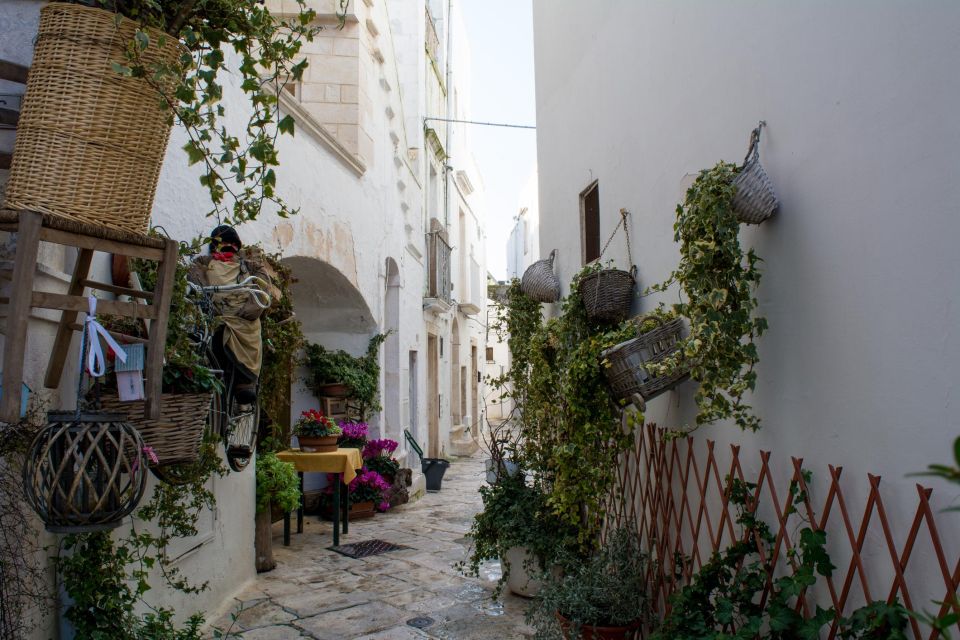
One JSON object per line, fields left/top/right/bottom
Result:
{"left": 521, "top": 249, "right": 561, "bottom": 303}
{"left": 4, "top": 3, "right": 183, "bottom": 235}
{"left": 580, "top": 267, "right": 636, "bottom": 323}
{"left": 602, "top": 315, "right": 689, "bottom": 403}
{"left": 732, "top": 122, "right": 779, "bottom": 225}
{"left": 22, "top": 412, "right": 148, "bottom": 533}
{"left": 97, "top": 392, "right": 213, "bottom": 467}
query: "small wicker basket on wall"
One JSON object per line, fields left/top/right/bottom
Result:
{"left": 5, "top": 3, "right": 183, "bottom": 235}
{"left": 602, "top": 315, "right": 689, "bottom": 403}
{"left": 97, "top": 392, "right": 213, "bottom": 467}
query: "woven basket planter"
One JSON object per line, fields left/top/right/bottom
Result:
{"left": 580, "top": 267, "right": 636, "bottom": 323}
{"left": 731, "top": 123, "right": 779, "bottom": 224}
{"left": 602, "top": 316, "right": 689, "bottom": 403}
{"left": 521, "top": 249, "right": 561, "bottom": 303}
{"left": 5, "top": 4, "right": 183, "bottom": 235}
{"left": 98, "top": 392, "right": 212, "bottom": 467}
{"left": 22, "top": 412, "right": 148, "bottom": 533}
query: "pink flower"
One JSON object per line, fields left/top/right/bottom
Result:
{"left": 377, "top": 501, "right": 391, "bottom": 512}
{"left": 143, "top": 446, "right": 159, "bottom": 465}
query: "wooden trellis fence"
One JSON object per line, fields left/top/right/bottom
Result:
{"left": 603, "top": 424, "right": 960, "bottom": 639}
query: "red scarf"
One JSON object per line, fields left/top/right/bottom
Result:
{"left": 211, "top": 251, "right": 236, "bottom": 262}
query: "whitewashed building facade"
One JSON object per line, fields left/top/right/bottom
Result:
{"left": 0, "top": 0, "right": 487, "bottom": 635}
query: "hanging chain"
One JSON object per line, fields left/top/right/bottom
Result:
{"left": 598, "top": 208, "right": 634, "bottom": 268}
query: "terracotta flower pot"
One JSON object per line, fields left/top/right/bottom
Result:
{"left": 316, "top": 383, "right": 351, "bottom": 398}
{"left": 555, "top": 612, "right": 641, "bottom": 640}
{"left": 298, "top": 435, "right": 338, "bottom": 453}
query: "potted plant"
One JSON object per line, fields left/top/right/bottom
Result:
{"left": 254, "top": 452, "right": 300, "bottom": 572}
{"left": 528, "top": 529, "right": 651, "bottom": 640}
{"left": 304, "top": 334, "right": 388, "bottom": 418}
{"left": 7, "top": 0, "right": 321, "bottom": 230}
{"left": 322, "top": 468, "right": 391, "bottom": 519}
{"left": 362, "top": 438, "right": 401, "bottom": 483}
{"left": 463, "top": 472, "right": 579, "bottom": 599}
{"left": 338, "top": 421, "right": 369, "bottom": 449}
{"left": 294, "top": 409, "right": 341, "bottom": 453}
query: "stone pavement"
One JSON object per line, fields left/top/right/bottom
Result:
{"left": 209, "top": 452, "right": 534, "bottom": 639}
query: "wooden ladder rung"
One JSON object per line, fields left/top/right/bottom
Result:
{"left": 80, "top": 279, "right": 154, "bottom": 300}
{"left": 31, "top": 292, "right": 158, "bottom": 319}
{"left": 67, "top": 323, "right": 149, "bottom": 344}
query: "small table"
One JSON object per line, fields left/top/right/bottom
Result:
{"left": 276, "top": 448, "right": 364, "bottom": 547}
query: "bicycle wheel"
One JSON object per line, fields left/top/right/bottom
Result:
{"left": 223, "top": 387, "right": 259, "bottom": 472}
{"left": 150, "top": 392, "right": 223, "bottom": 485}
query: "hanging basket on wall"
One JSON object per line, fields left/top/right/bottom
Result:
{"left": 580, "top": 209, "right": 637, "bottom": 323}
{"left": 731, "top": 121, "right": 779, "bottom": 224}
{"left": 581, "top": 267, "right": 636, "bottom": 323}
{"left": 97, "top": 392, "right": 213, "bottom": 467}
{"left": 22, "top": 411, "right": 148, "bottom": 533}
{"left": 602, "top": 315, "right": 689, "bottom": 403}
{"left": 521, "top": 249, "right": 561, "bottom": 303}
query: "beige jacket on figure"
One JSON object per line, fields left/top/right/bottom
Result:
{"left": 188, "top": 247, "right": 281, "bottom": 377}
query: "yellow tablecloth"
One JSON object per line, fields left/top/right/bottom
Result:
{"left": 276, "top": 448, "right": 364, "bottom": 484}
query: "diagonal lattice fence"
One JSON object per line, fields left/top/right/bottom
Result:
{"left": 603, "top": 423, "right": 960, "bottom": 639}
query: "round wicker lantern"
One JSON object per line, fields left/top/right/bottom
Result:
{"left": 22, "top": 412, "right": 148, "bottom": 533}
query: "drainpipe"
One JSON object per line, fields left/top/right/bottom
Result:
{"left": 443, "top": 0, "right": 453, "bottom": 231}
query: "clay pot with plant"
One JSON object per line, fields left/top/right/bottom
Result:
{"left": 255, "top": 452, "right": 300, "bottom": 572}
{"left": 294, "top": 410, "right": 341, "bottom": 452}
{"left": 527, "top": 529, "right": 651, "bottom": 640}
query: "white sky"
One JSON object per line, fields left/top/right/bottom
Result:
{"left": 460, "top": 0, "right": 537, "bottom": 280}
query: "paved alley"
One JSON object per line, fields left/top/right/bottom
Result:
{"left": 210, "top": 452, "right": 534, "bottom": 639}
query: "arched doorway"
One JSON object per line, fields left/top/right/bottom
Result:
{"left": 283, "top": 255, "right": 379, "bottom": 429}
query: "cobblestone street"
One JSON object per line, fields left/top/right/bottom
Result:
{"left": 210, "top": 452, "right": 533, "bottom": 639}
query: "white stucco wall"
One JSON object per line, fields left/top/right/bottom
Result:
{"left": 533, "top": 0, "right": 960, "bottom": 606}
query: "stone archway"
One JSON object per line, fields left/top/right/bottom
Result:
{"left": 283, "top": 255, "right": 379, "bottom": 429}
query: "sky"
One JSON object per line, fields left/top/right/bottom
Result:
{"left": 460, "top": 0, "right": 537, "bottom": 280}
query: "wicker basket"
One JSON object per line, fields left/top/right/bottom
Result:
{"left": 521, "top": 249, "right": 561, "bottom": 303}
{"left": 580, "top": 267, "right": 636, "bottom": 323}
{"left": 97, "top": 392, "right": 212, "bottom": 466}
{"left": 732, "top": 123, "right": 779, "bottom": 224}
{"left": 602, "top": 316, "right": 689, "bottom": 402}
{"left": 5, "top": 4, "right": 183, "bottom": 235}
{"left": 22, "top": 412, "right": 148, "bottom": 533}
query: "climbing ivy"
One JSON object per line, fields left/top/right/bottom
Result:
{"left": 651, "top": 476, "right": 910, "bottom": 640}
{"left": 648, "top": 161, "right": 767, "bottom": 432}
{"left": 492, "top": 277, "right": 637, "bottom": 543}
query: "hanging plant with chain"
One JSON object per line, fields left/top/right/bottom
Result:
{"left": 648, "top": 161, "right": 767, "bottom": 432}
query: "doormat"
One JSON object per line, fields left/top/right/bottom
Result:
{"left": 328, "top": 539, "right": 410, "bottom": 559}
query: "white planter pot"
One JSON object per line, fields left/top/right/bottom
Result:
{"left": 503, "top": 545, "right": 544, "bottom": 598}
{"left": 484, "top": 458, "right": 520, "bottom": 484}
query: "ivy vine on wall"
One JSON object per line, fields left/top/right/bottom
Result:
{"left": 649, "top": 161, "right": 767, "bottom": 432}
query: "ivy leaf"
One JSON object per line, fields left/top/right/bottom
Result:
{"left": 278, "top": 114, "right": 295, "bottom": 136}
{"left": 182, "top": 141, "right": 205, "bottom": 165}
